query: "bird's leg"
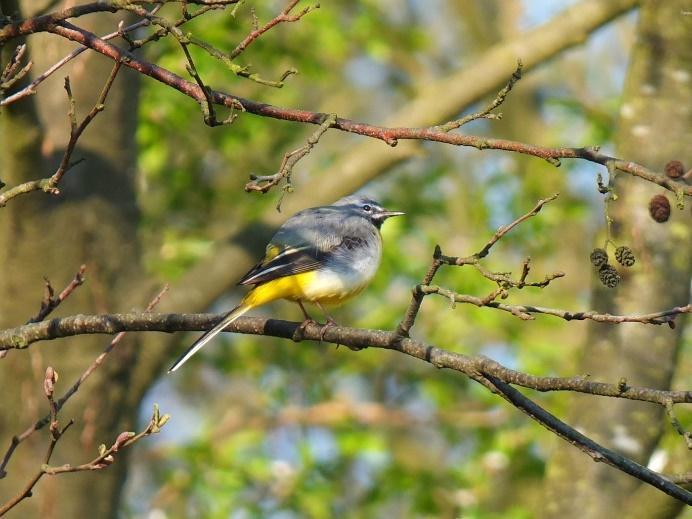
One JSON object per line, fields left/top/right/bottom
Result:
{"left": 315, "top": 301, "right": 339, "bottom": 342}
{"left": 297, "top": 300, "right": 314, "bottom": 321}
{"left": 295, "top": 300, "right": 318, "bottom": 338}
{"left": 315, "top": 301, "right": 338, "bottom": 325}
{"left": 314, "top": 302, "right": 363, "bottom": 351}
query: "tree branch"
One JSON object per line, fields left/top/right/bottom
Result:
{"left": 0, "top": 312, "right": 689, "bottom": 406}
{"left": 0, "top": 311, "right": 689, "bottom": 503}
{"left": 245, "top": 113, "right": 337, "bottom": 204}
{"left": 7, "top": 7, "right": 678, "bottom": 206}
{"left": 0, "top": 286, "right": 168, "bottom": 481}
{"left": 0, "top": 0, "right": 241, "bottom": 42}
{"left": 0, "top": 61, "right": 122, "bottom": 206}
{"left": 229, "top": 0, "right": 318, "bottom": 60}
{"left": 26, "top": 265, "right": 86, "bottom": 324}
{"left": 420, "top": 285, "right": 691, "bottom": 325}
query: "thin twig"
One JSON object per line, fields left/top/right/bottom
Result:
{"left": 0, "top": 44, "right": 32, "bottom": 93}
{"left": 420, "top": 286, "right": 691, "bottom": 325}
{"left": 0, "top": 61, "right": 122, "bottom": 206}
{"left": 123, "top": 2, "right": 298, "bottom": 88}
{"left": 26, "top": 265, "right": 86, "bottom": 324}
{"left": 180, "top": 40, "right": 241, "bottom": 126}
{"left": 396, "top": 245, "right": 443, "bottom": 337}
{"left": 0, "top": 285, "right": 168, "bottom": 480}
{"left": 397, "top": 195, "right": 561, "bottom": 335}
{"left": 665, "top": 400, "right": 692, "bottom": 450}
{"left": 0, "top": 403, "right": 166, "bottom": 517}
{"left": 476, "top": 193, "right": 560, "bottom": 259}
{"left": 0, "top": 265, "right": 86, "bottom": 361}
{"left": 41, "top": 404, "right": 169, "bottom": 475}
{"left": 0, "top": 368, "right": 73, "bottom": 517}
{"left": 229, "top": 0, "right": 319, "bottom": 59}
{"left": 0, "top": 311, "right": 689, "bottom": 502}
{"left": 471, "top": 262, "right": 565, "bottom": 289}
{"left": 432, "top": 59, "right": 523, "bottom": 132}
{"left": 245, "top": 113, "right": 337, "bottom": 204}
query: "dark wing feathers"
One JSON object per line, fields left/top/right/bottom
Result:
{"left": 237, "top": 245, "right": 326, "bottom": 286}
{"left": 237, "top": 205, "right": 371, "bottom": 286}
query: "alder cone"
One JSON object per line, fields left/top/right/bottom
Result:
{"left": 648, "top": 194, "right": 671, "bottom": 223}
{"left": 598, "top": 264, "right": 621, "bottom": 288}
{"left": 590, "top": 248, "right": 609, "bottom": 267}
{"left": 615, "top": 246, "right": 635, "bottom": 267}
{"left": 664, "top": 160, "right": 684, "bottom": 179}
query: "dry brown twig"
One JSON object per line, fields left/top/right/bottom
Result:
{"left": 121, "top": 1, "right": 305, "bottom": 88}
{"left": 229, "top": 0, "right": 319, "bottom": 59}
{"left": 0, "top": 43, "right": 32, "bottom": 95}
{"left": 0, "top": 367, "right": 75, "bottom": 517}
{"left": 398, "top": 194, "right": 561, "bottom": 335}
{"left": 0, "top": 392, "right": 168, "bottom": 517}
{"left": 0, "top": 285, "right": 169, "bottom": 483}
{"left": 1, "top": 1, "right": 688, "bottom": 208}
{"left": 245, "top": 113, "right": 337, "bottom": 208}
{"left": 433, "top": 59, "right": 523, "bottom": 132}
{"left": 0, "top": 310, "right": 690, "bottom": 503}
{"left": 0, "top": 4, "right": 165, "bottom": 107}
{"left": 397, "top": 193, "right": 689, "bottom": 332}
{"left": 246, "top": 60, "right": 523, "bottom": 197}
{"left": 0, "top": 197, "right": 687, "bottom": 502}
{"left": 40, "top": 403, "right": 169, "bottom": 476}
{"left": 0, "top": 265, "right": 87, "bottom": 362}
{"left": 0, "top": 61, "right": 122, "bottom": 206}
{"left": 27, "top": 265, "right": 86, "bottom": 324}
{"left": 421, "top": 285, "right": 690, "bottom": 324}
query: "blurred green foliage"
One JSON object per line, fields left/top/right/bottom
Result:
{"left": 122, "top": 1, "right": 690, "bottom": 518}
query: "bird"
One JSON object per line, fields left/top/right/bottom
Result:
{"left": 168, "top": 195, "right": 404, "bottom": 373}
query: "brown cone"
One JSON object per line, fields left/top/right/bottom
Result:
{"left": 649, "top": 194, "right": 671, "bottom": 223}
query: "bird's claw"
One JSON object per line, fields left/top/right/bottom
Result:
{"left": 293, "top": 318, "right": 318, "bottom": 341}
{"left": 295, "top": 317, "right": 350, "bottom": 350}
{"left": 320, "top": 318, "right": 338, "bottom": 342}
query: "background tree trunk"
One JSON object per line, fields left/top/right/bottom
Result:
{"left": 0, "top": 0, "right": 674, "bottom": 516}
{"left": 542, "top": 1, "right": 692, "bottom": 517}
{"left": 0, "top": 2, "right": 144, "bottom": 517}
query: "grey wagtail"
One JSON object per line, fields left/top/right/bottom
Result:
{"left": 168, "top": 195, "right": 404, "bottom": 372}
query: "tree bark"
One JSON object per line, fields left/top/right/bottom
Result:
{"left": 0, "top": 0, "right": 656, "bottom": 516}
{"left": 0, "top": 2, "right": 143, "bottom": 517}
{"left": 542, "top": 1, "right": 692, "bottom": 517}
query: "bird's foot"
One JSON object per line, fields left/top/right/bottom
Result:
{"left": 320, "top": 318, "right": 338, "bottom": 342}
{"left": 294, "top": 318, "right": 319, "bottom": 341}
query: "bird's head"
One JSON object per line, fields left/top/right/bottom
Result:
{"left": 333, "top": 195, "right": 405, "bottom": 228}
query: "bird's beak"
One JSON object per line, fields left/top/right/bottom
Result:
{"left": 379, "top": 210, "right": 405, "bottom": 219}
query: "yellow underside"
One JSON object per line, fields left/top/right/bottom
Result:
{"left": 242, "top": 271, "right": 363, "bottom": 308}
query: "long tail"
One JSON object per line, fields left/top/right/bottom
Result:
{"left": 168, "top": 303, "right": 252, "bottom": 373}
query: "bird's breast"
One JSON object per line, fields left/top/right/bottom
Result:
{"left": 301, "top": 240, "right": 382, "bottom": 304}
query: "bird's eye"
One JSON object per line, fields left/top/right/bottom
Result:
{"left": 362, "top": 204, "right": 372, "bottom": 212}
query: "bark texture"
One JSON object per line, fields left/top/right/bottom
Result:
{"left": 0, "top": 2, "right": 143, "bottom": 517}
{"left": 0, "top": 0, "right": 659, "bottom": 516}
{"left": 542, "top": 2, "right": 692, "bottom": 517}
